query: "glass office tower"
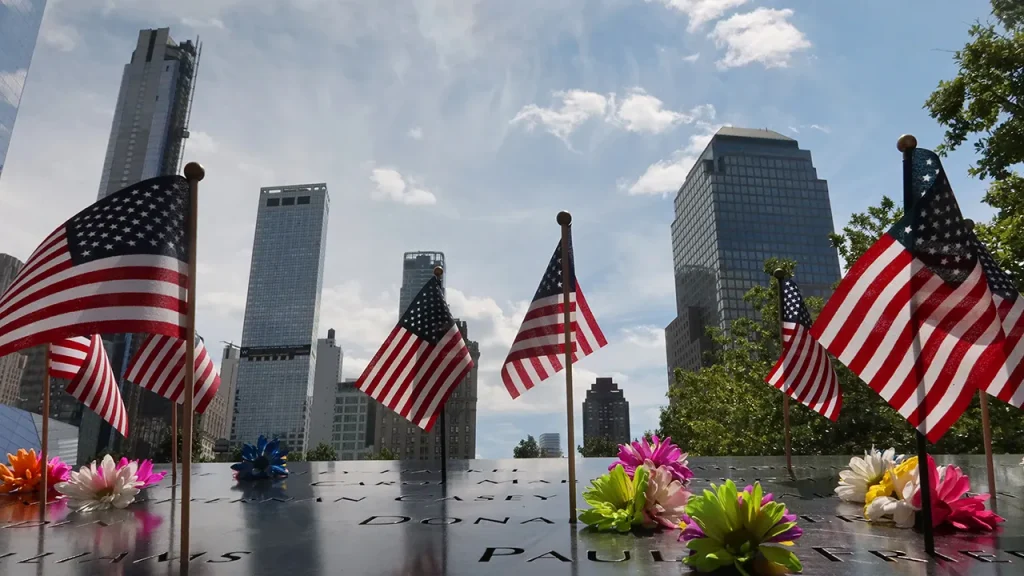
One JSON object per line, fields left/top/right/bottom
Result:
{"left": 232, "top": 184, "right": 330, "bottom": 453}
{"left": 665, "top": 127, "right": 841, "bottom": 383}
{"left": 0, "top": 0, "right": 46, "bottom": 180}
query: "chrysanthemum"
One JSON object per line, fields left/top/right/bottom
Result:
{"left": 835, "top": 446, "right": 901, "bottom": 503}
{"left": 911, "top": 455, "right": 1004, "bottom": 532}
{"left": 679, "top": 480, "right": 802, "bottom": 575}
{"left": 578, "top": 464, "right": 648, "bottom": 532}
{"left": 231, "top": 436, "right": 289, "bottom": 480}
{"left": 0, "top": 450, "right": 70, "bottom": 497}
{"left": 641, "top": 460, "right": 691, "bottom": 529}
{"left": 864, "top": 456, "right": 919, "bottom": 528}
{"left": 115, "top": 458, "right": 166, "bottom": 489}
{"left": 55, "top": 455, "right": 143, "bottom": 512}
{"left": 611, "top": 435, "right": 692, "bottom": 484}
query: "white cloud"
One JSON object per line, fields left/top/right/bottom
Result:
{"left": 0, "top": 69, "right": 27, "bottom": 107}
{"left": 682, "top": 52, "right": 701, "bottom": 63}
{"left": 407, "top": 127, "right": 424, "bottom": 140}
{"left": 810, "top": 124, "right": 831, "bottom": 134}
{"left": 627, "top": 125, "right": 720, "bottom": 196}
{"left": 621, "top": 325, "right": 665, "bottom": 348}
{"left": 40, "top": 23, "right": 80, "bottom": 52}
{"left": 369, "top": 168, "right": 438, "bottom": 206}
{"left": 181, "top": 17, "right": 226, "bottom": 29}
{"left": 649, "top": 0, "right": 750, "bottom": 31}
{"left": 612, "top": 89, "right": 714, "bottom": 135}
{"left": 710, "top": 8, "right": 811, "bottom": 69}
{"left": 186, "top": 130, "right": 219, "bottom": 155}
{"left": 509, "top": 90, "right": 610, "bottom": 145}
{"left": 788, "top": 126, "right": 799, "bottom": 134}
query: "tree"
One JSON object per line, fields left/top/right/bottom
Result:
{"left": 229, "top": 445, "right": 243, "bottom": 462}
{"left": 512, "top": 435, "right": 540, "bottom": 458}
{"left": 577, "top": 436, "right": 619, "bottom": 457}
{"left": 154, "top": 427, "right": 208, "bottom": 463}
{"left": 925, "top": 2, "right": 1024, "bottom": 289}
{"left": 305, "top": 443, "right": 337, "bottom": 462}
{"left": 367, "top": 447, "right": 397, "bottom": 460}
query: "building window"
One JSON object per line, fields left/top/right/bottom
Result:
{"left": 282, "top": 197, "right": 295, "bottom": 206}
{"left": 297, "top": 196, "right": 310, "bottom": 205}
{"left": 266, "top": 198, "right": 280, "bottom": 207}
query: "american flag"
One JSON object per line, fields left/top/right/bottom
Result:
{"left": 811, "top": 148, "right": 1006, "bottom": 442}
{"left": 124, "top": 333, "right": 221, "bottom": 413}
{"left": 766, "top": 278, "right": 842, "bottom": 421}
{"left": 501, "top": 236, "right": 607, "bottom": 399}
{"left": 0, "top": 176, "right": 189, "bottom": 358}
{"left": 357, "top": 276, "right": 473, "bottom": 431}
{"left": 976, "top": 242, "right": 1024, "bottom": 407}
{"left": 49, "top": 335, "right": 129, "bottom": 436}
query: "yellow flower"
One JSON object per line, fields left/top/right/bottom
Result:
{"left": 0, "top": 449, "right": 42, "bottom": 494}
{"left": 864, "top": 457, "right": 918, "bottom": 507}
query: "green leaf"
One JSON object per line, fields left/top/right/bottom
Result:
{"left": 760, "top": 545, "right": 803, "bottom": 572}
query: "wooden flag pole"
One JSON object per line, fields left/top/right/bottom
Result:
{"left": 180, "top": 162, "right": 204, "bottom": 573}
{"left": 898, "top": 134, "right": 935, "bottom": 555}
{"left": 557, "top": 211, "right": 577, "bottom": 524}
{"left": 434, "top": 266, "right": 448, "bottom": 482}
{"left": 171, "top": 406, "right": 178, "bottom": 485}
{"left": 772, "top": 269, "right": 794, "bottom": 475}
{"left": 39, "top": 345, "right": 51, "bottom": 520}
{"left": 963, "top": 219, "right": 999, "bottom": 509}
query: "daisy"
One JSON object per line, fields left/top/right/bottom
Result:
{"left": 56, "top": 455, "right": 143, "bottom": 512}
{"left": 835, "top": 446, "right": 901, "bottom": 503}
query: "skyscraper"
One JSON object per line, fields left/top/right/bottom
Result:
{"left": 96, "top": 28, "right": 199, "bottom": 199}
{"left": 309, "top": 329, "right": 342, "bottom": 449}
{"left": 232, "top": 184, "right": 329, "bottom": 453}
{"left": 0, "top": 255, "right": 26, "bottom": 405}
{"left": 0, "top": 0, "right": 46, "bottom": 180}
{"left": 538, "top": 432, "right": 562, "bottom": 458}
{"left": 399, "top": 252, "right": 445, "bottom": 315}
{"left": 332, "top": 378, "right": 375, "bottom": 460}
{"left": 664, "top": 127, "right": 842, "bottom": 381}
{"left": 197, "top": 343, "right": 238, "bottom": 444}
{"left": 582, "top": 377, "right": 630, "bottom": 446}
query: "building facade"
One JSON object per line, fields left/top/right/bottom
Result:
{"left": 232, "top": 184, "right": 329, "bottom": 453}
{"left": 198, "top": 343, "right": 239, "bottom": 444}
{"left": 665, "top": 127, "right": 842, "bottom": 381}
{"left": 399, "top": 252, "right": 445, "bottom": 316}
{"left": 0, "top": 255, "right": 25, "bottom": 405}
{"left": 219, "top": 343, "right": 240, "bottom": 441}
{"left": 309, "top": 329, "right": 342, "bottom": 449}
{"left": 582, "top": 377, "right": 630, "bottom": 446}
{"left": 538, "top": 432, "right": 562, "bottom": 458}
{"left": 0, "top": 405, "right": 78, "bottom": 465}
{"left": 0, "top": 0, "right": 46, "bottom": 180}
{"left": 333, "top": 378, "right": 375, "bottom": 460}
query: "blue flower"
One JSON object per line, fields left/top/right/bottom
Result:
{"left": 231, "top": 436, "right": 289, "bottom": 480}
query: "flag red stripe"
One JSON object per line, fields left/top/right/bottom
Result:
{"left": 61, "top": 335, "right": 129, "bottom": 437}
{"left": 124, "top": 334, "right": 221, "bottom": 414}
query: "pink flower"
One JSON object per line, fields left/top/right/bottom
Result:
{"left": 115, "top": 458, "right": 167, "bottom": 489}
{"left": 642, "top": 461, "right": 691, "bottom": 529}
{"left": 912, "top": 455, "right": 1004, "bottom": 532}
{"left": 44, "top": 456, "right": 71, "bottom": 488}
{"left": 611, "top": 435, "right": 693, "bottom": 484}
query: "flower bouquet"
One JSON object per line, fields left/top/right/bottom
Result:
{"left": 0, "top": 449, "right": 70, "bottom": 500}
{"left": 232, "top": 435, "right": 289, "bottom": 481}
{"left": 578, "top": 436, "right": 692, "bottom": 532}
{"left": 680, "top": 481, "right": 803, "bottom": 575}
{"left": 55, "top": 455, "right": 165, "bottom": 512}
{"left": 837, "top": 448, "right": 1004, "bottom": 532}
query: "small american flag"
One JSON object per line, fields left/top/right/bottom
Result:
{"left": 0, "top": 176, "right": 189, "bottom": 357}
{"left": 50, "top": 335, "right": 129, "bottom": 436}
{"left": 501, "top": 236, "right": 607, "bottom": 399}
{"left": 976, "top": 242, "right": 1024, "bottom": 407}
{"left": 357, "top": 276, "right": 473, "bottom": 431}
{"left": 124, "top": 333, "right": 221, "bottom": 413}
{"left": 811, "top": 148, "right": 1006, "bottom": 442}
{"left": 766, "top": 278, "right": 842, "bottom": 421}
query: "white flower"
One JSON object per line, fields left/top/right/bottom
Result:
{"left": 835, "top": 446, "right": 901, "bottom": 503}
{"left": 55, "top": 455, "right": 143, "bottom": 512}
{"left": 864, "top": 460, "right": 920, "bottom": 529}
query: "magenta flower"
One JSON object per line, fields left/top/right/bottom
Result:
{"left": 611, "top": 435, "right": 692, "bottom": 484}
{"left": 44, "top": 456, "right": 71, "bottom": 488}
{"left": 115, "top": 458, "right": 167, "bottom": 489}
{"left": 912, "top": 455, "right": 1004, "bottom": 532}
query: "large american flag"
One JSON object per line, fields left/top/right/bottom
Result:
{"left": 501, "top": 236, "right": 607, "bottom": 399}
{"left": 49, "top": 335, "right": 129, "bottom": 436}
{"left": 766, "top": 278, "right": 842, "bottom": 421}
{"left": 811, "top": 148, "right": 1006, "bottom": 442}
{"left": 976, "top": 242, "right": 1024, "bottom": 407}
{"left": 357, "top": 276, "right": 473, "bottom": 431}
{"left": 124, "top": 333, "right": 221, "bottom": 414}
{"left": 0, "top": 176, "right": 189, "bottom": 357}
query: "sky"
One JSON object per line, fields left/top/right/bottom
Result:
{"left": 0, "top": 0, "right": 1002, "bottom": 458}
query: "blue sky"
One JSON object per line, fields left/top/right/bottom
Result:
{"left": 0, "top": 0, "right": 1000, "bottom": 458}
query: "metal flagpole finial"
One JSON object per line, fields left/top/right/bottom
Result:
{"left": 773, "top": 269, "right": 786, "bottom": 281}
{"left": 183, "top": 162, "right": 206, "bottom": 182}
{"left": 433, "top": 266, "right": 444, "bottom": 279}
{"left": 896, "top": 134, "right": 918, "bottom": 153}
{"left": 556, "top": 211, "right": 572, "bottom": 226}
